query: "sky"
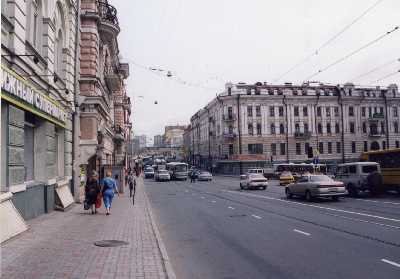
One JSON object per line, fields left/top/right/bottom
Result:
{"left": 112, "top": 0, "right": 400, "bottom": 141}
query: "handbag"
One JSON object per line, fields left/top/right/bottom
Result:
{"left": 95, "top": 193, "right": 102, "bottom": 208}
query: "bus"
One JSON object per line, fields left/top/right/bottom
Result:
{"left": 166, "top": 162, "right": 189, "bottom": 180}
{"left": 360, "top": 148, "right": 400, "bottom": 192}
{"left": 273, "top": 163, "right": 327, "bottom": 179}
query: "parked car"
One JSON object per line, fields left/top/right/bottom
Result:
{"left": 285, "top": 174, "right": 347, "bottom": 201}
{"left": 279, "top": 171, "right": 295, "bottom": 186}
{"left": 144, "top": 167, "right": 155, "bottom": 179}
{"left": 240, "top": 174, "right": 268, "bottom": 190}
{"left": 198, "top": 171, "right": 212, "bottom": 181}
{"left": 335, "top": 162, "right": 383, "bottom": 197}
{"left": 247, "top": 168, "right": 264, "bottom": 175}
{"left": 154, "top": 170, "right": 171, "bottom": 181}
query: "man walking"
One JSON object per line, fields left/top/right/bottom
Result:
{"left": 128, "top": 172, "right": 136, "bottom": 198}
{"left": 190, "top": 170, "right": 196, "bottom": 183}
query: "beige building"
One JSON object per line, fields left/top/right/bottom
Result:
{"left": 187, "top": 82, "right": 400, "bottom": 174}
{"left": 164, "top": 125, "right": 186, "bottom": 147}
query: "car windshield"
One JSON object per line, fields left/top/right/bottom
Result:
{"left": 310, "top": 175, "right": 333, "bottom": 182}
{"left": 145, "top": 168, "right": 153, "bottom": 172}
{"left": 175, "top": 165, "right": 187, "bottom": 172}
{"left": 362, "top": 165, "right": 378, "bottom": 173}
{"left": 159, "top": 170, "right": 168, "bottom": 174}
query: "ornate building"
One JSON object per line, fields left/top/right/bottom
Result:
{"left": 187, "top": 82, "right": 400, "bottom": 174}
{"left": 77, "top": 0, "right": 131, "bottom": 195}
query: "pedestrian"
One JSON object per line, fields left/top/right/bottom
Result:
{"left": 128, "top": 172, "right": 136, "bottom": 197}
{"left": 101, "top": 171, "right": 120, "bottom": 215}
{"left": 190, "top": 170, "right": 196, "bottom": 183}
{"left": 85, "top": 170, "right": 100, "bottom": 214}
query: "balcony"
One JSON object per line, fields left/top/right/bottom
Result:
{"left": 223, "top": 114, "right": 236, "bottom": 121}
{"left": 368, "top": 113, "right": 384, "bottom": 122}
{"left": 104, "top": 65, "right": 121, "bottom": 91}
{"left": 223, "top": 133, "right": 237, "bottom": 141}
{"left": 294, "top": 131, "right": 312, "bottom": 140}
{"left": 369, "top": 132, "right": 384, "bottom": 138}
{"left": 119, "top": 63, "right": 129, "bottom": 79}
{"left": 98, "top": 0, "right": 120, "bottom": 41}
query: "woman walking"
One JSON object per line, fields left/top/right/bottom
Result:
{"left": 85, "top": 171, "right": 100, "bottom": 214}
{"left": 101, "top": 171, "right": 120, "bottom": 215}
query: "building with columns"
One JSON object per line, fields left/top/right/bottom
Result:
{"left": 186, "top": 82, "right": 400, "bottom": 174}
{"left": 78, "top": 0, "right": 131, "bottom": 196}
{"left": 1, "top": 0, "right": 78, "bottom": 242}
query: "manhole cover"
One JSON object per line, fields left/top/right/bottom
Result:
{"left": 94, "top": 240, "right": 129, "bottom": 247}
{"left": 229, "top": 214, "right": 247, "bottom": 218}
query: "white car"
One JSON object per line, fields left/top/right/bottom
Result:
{"left": 198, "top": 171, "right": 212, "bottom": 181}
{"left": 154, "top": 170, "right": 171, "bottom": 181}
{"left": 240, "top": 174, "right": 268, "bottom": 190}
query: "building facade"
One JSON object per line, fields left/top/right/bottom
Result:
{"left": 1, "top": 0, "right": 78, "bottom": 241}
{"left": 77, "top": 0, "right": 131, "bottom": 196}
{"left": 187, "top": 82, "right": 400, "bottom": 174}
{"left": 154, "top": 134, "right": 164, "bottom": 147}
{"left": 164, "top": 125, "right": 186, "bottom": 147}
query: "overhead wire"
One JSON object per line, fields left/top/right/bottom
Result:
{"left": 368, "top": 69, "right": 400, "bottom": 84}
{"left": 348, "top": 58, "right": 400, "bottom": 82}
{"left": 303, "top": 26, "right": 399, "bottom": 81}
{"left": 274, "top": 0, "right": 385, "bottom": 82}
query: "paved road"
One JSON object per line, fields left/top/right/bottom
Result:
{"left": 145, "top": 176, "right": 400, "bottom": 279}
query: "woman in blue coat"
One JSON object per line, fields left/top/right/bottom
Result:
{"left": 101, "top": 171, "right": 120, "bottom": 215}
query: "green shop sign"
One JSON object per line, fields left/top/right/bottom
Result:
{"left": 1, "top": 65, "right": 67, "bottom": 127}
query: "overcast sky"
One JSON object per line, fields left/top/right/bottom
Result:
{"left": 112, "top": 0, "right": 400, "bottom": 141}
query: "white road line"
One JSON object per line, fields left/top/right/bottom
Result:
{"left": 381, "top": 259, "right": 400, "bottom": 268}
{"left": 201, "top": 196, "right": 205, "bottom": 199}
{"left": 211, "top": 200, "right": 216, "bottom": 203}
{"left": 228, "top": 206, "right": 235, "bottom": 210}
{"left": 251, "top": 214, "right": 262, "bottom": 219}
{"left": 185, "top": 190, "right": 189, "bottom": 193}
{"left": 223, "top": 190, "right": 400, "bottom": 223}
{"left": 354, "top": 198, "right": 400, "bottom": 206}
{"left": 293, "top": 229, "right": 311, "bottom": 236}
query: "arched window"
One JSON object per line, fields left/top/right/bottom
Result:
{"left": 55, "top": 30, "right": 63, "bottom": 75}
{"left": 279, "top": 123, "right": 285, "bottom": 134}
{"left": 54, "top": 3, "right": 66, "bottom": 77}
{"left": 26, "top": 0, "right": 43, "bottom": 50}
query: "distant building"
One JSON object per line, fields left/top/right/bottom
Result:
{"left": 164, "top": 125, "right": 187, "bottom": 147}
{"left": 154, "top": 135, "right": 164, "bottom": 147}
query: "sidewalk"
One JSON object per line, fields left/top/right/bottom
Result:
{"left": 1, "top": 177, "right": 174, "bottom": 279}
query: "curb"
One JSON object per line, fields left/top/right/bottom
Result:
{"left": 141, "top": 178, "right": 177, "bottom": 279}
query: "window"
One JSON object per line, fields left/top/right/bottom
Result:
{"left": 305, "top": 142, "right": 310, "bottom": 155}
{"left": 364, "top": 141, "right": 368, "bottom": 152}
{"left": 335, "top": 123, "right": 340, "bottom": 134}
{"left": 328, "top": 142, "right": 332, "bottom": 154}
{"left": 27, "top": 0, "right": 43, "bottom": 50}
{"left": 227, "top": 87, "right": 232, "bottom": 95}
{"left": 394, "top": 122, "right": 399, "bottom": 133}
{"left": 228, "top": 125, "right": 233, "bottom": 134}
{"left": 379, "top": 107, "right": 384, "bottom": 114}
{"left": 271, "top": 143, "right": 277, "bottom": 156}
{"left": 362, "top": 122, "right": 367, "bottom": 133}
{"left": 248, "top": 123, "right": 253, "bottom": 135}
{"left": 326, "top": 107, "right": 331, "bottom": 117}
{"left": 294, "top": 106, "right": 299, "bottom": 117}
{"left": 317, "top": 106, "right": 322, "bottom": 117}
{"left": 382, "top": 141, "right": 386, "bottom": 150}
{"left": 246, "top": 88, "right": 251, "bottom": 95}
{"left": 336, "top": 142, "right": 341, "bottom": 154}
{"left": 247, "top": 106, "right": 253, "bottom": 117}
{"left": 256, "top": 106, "right": 261, "bottom": 117}
{"left": 256, "top": 123, "right": 262, "bottom": 135}
{"left": 296, "top": 143, "right": 301, "bottom": 155}
{"left": 270, "top": 124, "right": 276, "bottom": 135}
{"left": 349, "top": 165, "right": 357, "bottom": 174}
{"left": 248, "top": 144, "right": 263, "bottom": 154}
{"left": 295, "top": 123, "right": 300, "bottom": 133}
{"left": 319, "top": 142, "right": 324, "bottom": 154}
{"left": 229, "top": 144, "right": 234, "bottom": 155}
{"left": 279, "top": 107, "right": 284, "bottom": 117}
{"left": 368, "top": 107, "right": 372, "bottom": 117}
{"left": 303, "top": 107, "right": 308, "bottom": 117}
{"left": 381, "top": 122, "right": 385, "bottom": 134}
{"left": 228, "top": 107, "right": 233, "bottom": 118}
{"left": 304, "top": 123, "right": 309, "bottom": 133}
{"left": 280, "top": 143, "right": 286, "bottom": 155}
{"left": 350, "top": 122, "right": 355, "bottom": 133}
{"left": 24, "top": 112, "right": 36, "bottom": 181}
{"left": 279, "top": 123, "right": 285, "bottom": 134}
{"left": 393, "top": 107, "right": 398, "bottom": 117}
{"left": 352, "top": 141, "right": 356, "bottom": 153}
{"left": 270, "top": 106, "right": 275, "bottom": 117}
{"left": 317, "top": 123, "right": 323, "bottom": 134}
{"left": 326, "top": 123, "right": 331, "bottom": 134}
{"left": 396, "top": 140, "right": 400, "bottom": 148}
{"left": 349, "top": 106, "right": 354, "bottom": 117}
{"left": 362, "top": 107, "right": 366, "bottom": 117}
{"left": 334, "top": 107, "right": 339, "bottom": 117}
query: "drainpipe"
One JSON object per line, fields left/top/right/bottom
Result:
{"left": 72, "top": 0, "right": 81, "bottom": 202}
{"left": 383, "top": 90, "right": 390, "bottom": 147}
{"left": 236, "top": 94, "right": 242, "bottom": 174}
{"left": 283, "top": 95, "right": 289, "bottom": 163}
{"left": 313, "top": 93, "right": 320, "bottom": 162}
{"left": 337, "top": 86, "right": 346, "bottom": 163}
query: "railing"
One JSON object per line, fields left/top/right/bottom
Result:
{"left": 294, "top": 131, "right": 312, "bottom": 139}
{"left": 98, "top": 0, "right": 119, "bottom": 27}
{"left": 223, "top": 133, "right": 237, "bottom": 140}
{"left": 369, "top": 132, "right": 384, "bottom": 137}
{"left": 223, "top": 114, "right": 236, "bottom": 121}
{"left": 369, "top": 113, "right": 384, "bottom": 120}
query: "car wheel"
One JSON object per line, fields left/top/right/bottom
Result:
{"left": 305, "top": 190, "right": 313, "bottom": 202}
{"left": 240, "top": 184, "right": 244, "bottom": 190}
{"left": 331, "top": 196, "right": 339, "bottom": 201}
{"left": 285, "top": 188, "right": 293, "bottom": 199}
{"left": 262, "top": 186, "right": 266, "bottom": 190}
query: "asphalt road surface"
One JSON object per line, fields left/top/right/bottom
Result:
{"left": 144, "top": 176, "right": 400, "bottom": 279}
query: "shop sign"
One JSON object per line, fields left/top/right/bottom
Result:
{"left": 1, "top": 66, "right": 67, "bottom": 126}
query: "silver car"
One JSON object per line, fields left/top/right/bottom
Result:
{"left": 155, "top": 170, "right": 171, "bottom": 181}
{"left": 197, "top": 171, "right": 212, "bottom": 181}
{"left": 285, "top": 175, "right": 347, "bottom": 201}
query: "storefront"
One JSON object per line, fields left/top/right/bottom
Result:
{"left": 1, "top": 65, "right": 74, "bottom": 242}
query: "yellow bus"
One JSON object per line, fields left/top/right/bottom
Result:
{"left": 360, "top": 148, "right": 400, "bottom": 193}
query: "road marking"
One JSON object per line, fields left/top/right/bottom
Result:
{"left": 354, "top": 198, "right": 400, "bottom": 206}
{"left": 223, "top": 190, "right": 400, "bottom": 223}
{"left": 201, "top": 196, "right": 205, "bottom": 199}
{"left": 381, "top": 259, "right": 400, "bottom": 268}
{"left": 211, "top": 200, "right": 216, "bottom": 203}
{"left": 185, "top": 190, "right": 189, "bottom": 193}
{"left": 293, "top": 229, "right": 311, "bottom": 236}
{"left": 251, "top": 214, "right": 262, "bottom": 219}
{"left": 228, "top": 206, "right": 235, "bottom": 210}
